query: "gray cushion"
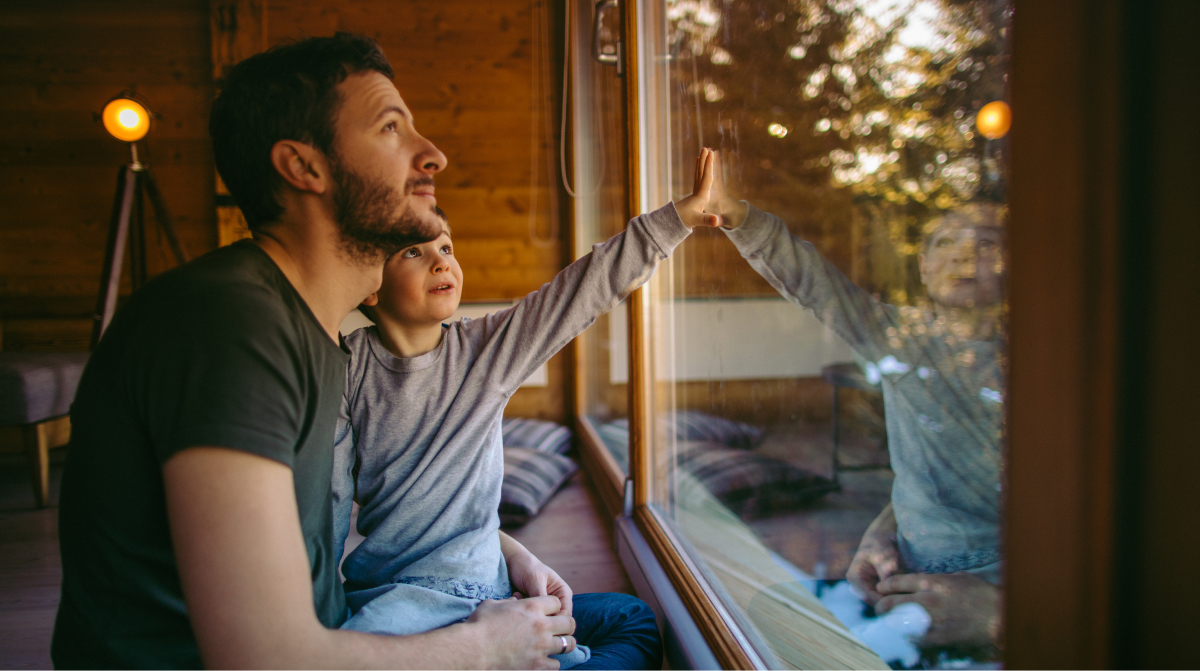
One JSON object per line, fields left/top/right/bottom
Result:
{"left": 0, "top": 352, "right": 90, "bottom": 425}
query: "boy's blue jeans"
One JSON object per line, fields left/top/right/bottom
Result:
{"left": 570, "top": 592, "right": 662, "bottom": 670}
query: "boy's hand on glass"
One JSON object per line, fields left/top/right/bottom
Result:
{"left": 674, "top": 148, "right": 722, "bottom": 229}
{"left": 705, "top": 149, "right": 749, "bottom": 229}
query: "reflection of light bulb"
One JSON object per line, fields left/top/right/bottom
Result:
{"left": 119, "top": 109, "right": 140, "bottom": 128}
{"left": 767, "top": 123, "right": 789, "bottom": 138}
{"left": 102, "top": 97, "right": 150, "bottom": 142}
{"left": 975, "top": 101, "right": 1012, "bottom": 139}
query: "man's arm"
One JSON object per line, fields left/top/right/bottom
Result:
{"left": 165, "top": 447, "right": 574, "bottom": 669}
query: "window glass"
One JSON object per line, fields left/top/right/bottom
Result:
{"left": 572, "top": 0, "right": 632, "bottom": 476}
{"left": 639, "top": 0, "right": 1011, "bottom": 667}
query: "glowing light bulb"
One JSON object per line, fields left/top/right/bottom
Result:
{"left": 102, "top": 97, "right": 150, "bottom": 142}
{"left": 767, "top": 123, "right": 789, "bottom": 138}
{"left": 975, "top": 101, "right": 1012, "bottom": 140}
{"left": 118, "top": 109, "right": 140, "bottom": 128}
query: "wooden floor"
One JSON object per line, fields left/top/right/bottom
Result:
{"left": 0, "top": 456, "right": 629, "bottom": 669}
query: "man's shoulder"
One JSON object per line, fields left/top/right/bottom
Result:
{"left": 134, "top": 242, "right": 297, "bottom": 327}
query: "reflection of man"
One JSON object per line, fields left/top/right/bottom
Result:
{"left": 52, "top": 34, "right": 574, "bottom": 668}
{"left": 707, "top": 153, "right": 1004, "bottom": 651}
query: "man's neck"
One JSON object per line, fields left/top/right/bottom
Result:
{"left": 374, "top": 316, "right": 446, "bottom": 359}
{"left": 251, "top": 206, "right": 383, "bottom": 343}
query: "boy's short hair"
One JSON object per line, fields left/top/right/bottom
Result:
{"left": 210, "top": 33, "right": 393, "bottom": 229}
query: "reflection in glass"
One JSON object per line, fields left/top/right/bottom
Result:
{"left": 637, "top": 0, "right": 1011, "bottom": 667}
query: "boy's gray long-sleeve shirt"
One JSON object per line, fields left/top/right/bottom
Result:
{"left": 331, "top": 202, "right": 691, "bottom": 635}
{"left": 724, "top": 205, "right": 1003, "bottom": 583}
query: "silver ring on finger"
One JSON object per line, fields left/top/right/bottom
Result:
{"left": 558, "top": 635, "right": 569, "bottom": 655}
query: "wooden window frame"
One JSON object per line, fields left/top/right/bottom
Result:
{"left": 569, "top": 0, "right": 1135, "bottom": 667}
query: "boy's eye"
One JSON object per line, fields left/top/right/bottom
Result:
{"left": 440, "top": 245, "right": 453, "bottom": 255}
{"left": 401, "top": 247, "right": 420, "bottom": 258}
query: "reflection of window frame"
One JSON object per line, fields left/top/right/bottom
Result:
{"left": 569, "top": 0, "right": 1137, "bottom": 667}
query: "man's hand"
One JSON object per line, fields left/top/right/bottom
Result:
{"left": 875, "top": 572, "right": 1001, "bottom": 648}
{"left": 674, "top": 148, "right": 722, "bottom": 229}
{"left": 464, "top": 596, "right": 576, "bottom": 669}
{"left": 704, "top": 149, "right": 749, "bottom": 229}
{"left": 846, "top": 503, "right": 900, "bottom": 605}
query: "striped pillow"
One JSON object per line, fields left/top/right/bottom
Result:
{"left": 499, "top": 447, "right": 579, "bottom": 526}
{"left": 501, "top": 417, "right": 573, "bottom": 455}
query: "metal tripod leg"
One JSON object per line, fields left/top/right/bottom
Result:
{"left": 143, "top": 169, "right": 188, "bottom": 266}
{"left": 91, "top": 165, "right": 137, "bottom": 349}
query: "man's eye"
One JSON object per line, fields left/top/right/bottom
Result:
{"left": 384, "top": 122, "right": 397, "bottom": 132}
{"left": 979, "top": 240, "right": 996, "bottom": 250}
{"left": 937, "top": 238, "right": 954, "bottom": 247}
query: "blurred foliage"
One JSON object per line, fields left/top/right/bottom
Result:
{"left": 666, "top": 0, "right": 1011, "bottom": 302}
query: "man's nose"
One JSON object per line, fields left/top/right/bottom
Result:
{"left": 413, "top": 134, "right": 448, "bottom": 175}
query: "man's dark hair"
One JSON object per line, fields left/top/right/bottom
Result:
{"left": 210, "top": 33, "right": 394, "bottom": 229}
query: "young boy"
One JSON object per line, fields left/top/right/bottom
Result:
{"left": 331, "top": 150, "right": 721, "bottom": 669}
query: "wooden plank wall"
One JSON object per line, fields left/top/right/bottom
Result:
{"left": 0, "top": 0, "right": 572, "bottom": 421}
{"left": 0, "top": 0, "right": 217, "bottom": 351}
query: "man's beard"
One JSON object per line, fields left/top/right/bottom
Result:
{"left": 328, "top": 156, "right": 441, "bottom": 264}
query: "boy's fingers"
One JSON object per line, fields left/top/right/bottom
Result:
{"left": 698, "top": 150, "right": 715, "bottom": 199}
{"left": 525, "top": 594, "right": 563, "bottom": 615}
{"left": 705, "top": 214, "right": 720, "bottom": 227}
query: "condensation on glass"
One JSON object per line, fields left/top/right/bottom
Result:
{"left": 631, "top": 1, "right": 1011, "bottom": 668}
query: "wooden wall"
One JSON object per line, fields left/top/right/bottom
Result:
{"left": 0, "top": 0, "right": 217, "bottom": 351}
{"left": 0, "top": 0, "right": 572, "bottom": 422}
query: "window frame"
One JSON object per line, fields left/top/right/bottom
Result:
{"left": 568, "top": 0, "right": 1128, "bottom": 667}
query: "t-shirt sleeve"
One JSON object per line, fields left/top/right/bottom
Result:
{"left": 135, "top": 286, "right": 308, "bottom": 468}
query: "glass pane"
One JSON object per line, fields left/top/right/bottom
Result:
{"left": 572, "top": 0, "right": 632, "bottom": 475}
{"left": 639, "top": 0, "right": 1011, "bottom": 667}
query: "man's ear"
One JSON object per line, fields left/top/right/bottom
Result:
{"left": 270, "top": 140, "right": 330, "bottom": 195}
{"left": 361, "top": 292, "right": 380, "bottom": 307}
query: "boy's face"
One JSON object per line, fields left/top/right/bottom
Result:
{"left": 919, "top": 208, "right": 1006, "bottom": 310}
{"left": 368, "top": 230, "right": 463, "bottom": 326}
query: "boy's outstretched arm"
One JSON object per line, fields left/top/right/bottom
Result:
{"left": 467, "top": 149, "right": 722, "bottom": 394}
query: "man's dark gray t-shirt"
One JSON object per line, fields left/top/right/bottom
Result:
{"left": 51, "top": 241, "right": 349, "bottom": 669}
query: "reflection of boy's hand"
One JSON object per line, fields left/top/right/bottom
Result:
{"left": 847, "top": 530, "right": 901, "bottom": 605}
{"left": 674, "top": 148, "right": 721, "bottom": 229}
{"left": 706, "top": 150, "right": 749, "bottom": 229}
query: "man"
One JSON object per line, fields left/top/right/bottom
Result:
{"left": 706, "top": 152, "right": 1004, "bottom": 653}
{"left": 52, "top": 33, "right": 575, "bottom": 669}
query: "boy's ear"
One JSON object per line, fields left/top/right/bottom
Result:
{"left": 270, "top": 139, "right": 329, "bottom": 195}
{"left": 361, "top": 292, "right": 380, "bottom": 307}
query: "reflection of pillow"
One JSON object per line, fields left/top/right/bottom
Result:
{"left": 595, "top": 418, "right": 630, "bottom": 471}
{"left": 677, "top": 442, "right": 838, "bottom": 519}
{"left": 500, "top": 448, "right": 579, "bottom": 526}
{"left": 674, "top": 410, "right": 763, "bottom": 448}
{"left": 502, "top": 417, "right": 572, "bottom": 454}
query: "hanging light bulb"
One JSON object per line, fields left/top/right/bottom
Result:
{"left": 102, "top": 97, "right": 150, "bottom": 142}
{"left": 975, "top": 101, "right": 1012, "bottom": 140}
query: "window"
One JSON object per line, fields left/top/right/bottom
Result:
{"left": 574, "top": 0, "right": 1012, "bottom": 667}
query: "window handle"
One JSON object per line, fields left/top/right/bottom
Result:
{"left": 592, "top": 0, "right": 624, "bottom": 75}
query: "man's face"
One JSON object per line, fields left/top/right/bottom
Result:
{"left": 374, "top": 231, "right": 464, "bottom": 326}
{"left": 919, "top": 207, "right": 1006, "bottom": 309}
{"left": 327, "top": 71, "right": 448, "bottom": 262}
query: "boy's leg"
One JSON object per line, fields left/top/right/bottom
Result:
{"left": 570, "top": 592, "right": 662, "bottom": 670}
